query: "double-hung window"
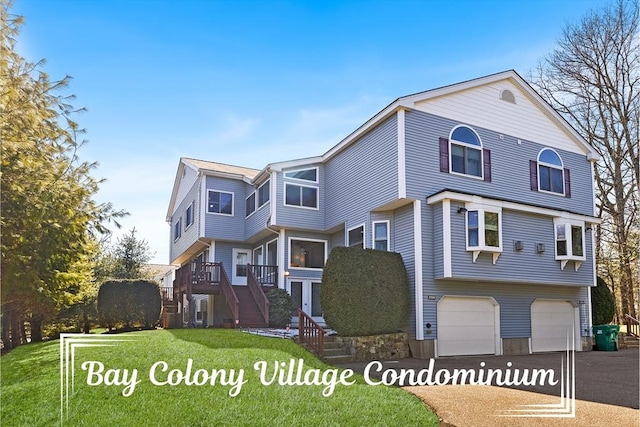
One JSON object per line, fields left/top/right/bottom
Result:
{"left": 258, "top": 180, "right": 270, "bottom": 207}
{"left": 245, "top": 192, "right": 256, "bottom": 217}
{"left": 450, "top": 126, "right": 483, "bottom": 178}
{"left": 554, "top": 218, "right": 585, "bottom": 270}
{"left": 372, "top": 221, "right": 389, "bottom": 251}
{"left": 208, "top": 190, "right": 233, "bottom": 215}
{"left": 347, "top": 225, "right": 364, "bottom": 248}
{"left": 174, "top": 218, "right": 182, "bottom": 241}
{"left": 185, "top": 201, "right": 194, "bottom": 229}
{"left": 530, "top": 148, "right": 571, "bottom": 197}
{"left": 465, "top": 204, "right": 502, "bottom": 263}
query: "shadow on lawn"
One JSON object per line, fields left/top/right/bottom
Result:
{"left": 166, "top": 328, "right": 327, "bottom": 368}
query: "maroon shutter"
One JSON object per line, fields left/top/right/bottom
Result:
{"left": 439, "top": 137, "right": 449, "bottom": 173}
{"left": 483, "top": 149, "right": 491, "bottom": 182}
{"left": 564, "top": 168, "right": 571, "bottom": 198}
{"left": 529, "top": 160, "right": 538, "bottom": 191}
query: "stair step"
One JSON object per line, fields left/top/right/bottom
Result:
{"left": 323, "top": 341, "right": 344, "bottom": 350}
{"left": 323, "top": 347, "right": 350, "bottom": 357}
{"left": 323, "top": 354, "right": 356, "bottom": 364}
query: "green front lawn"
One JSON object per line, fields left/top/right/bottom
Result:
{"left": 1, "top": 329, "right": 438, "bottom": 426}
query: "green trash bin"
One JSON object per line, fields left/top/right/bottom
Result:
{"left": 593, "top": 325, "right": 620, "bottom": 351}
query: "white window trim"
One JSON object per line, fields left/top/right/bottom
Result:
{"left": 253, "top": 245, "right": 263, "bottom": 265}
{"left": 266, "top": 237, "right": 278, "bottom": 265}
{"left": 553, "top": 218, "right": 586, "bottom": 270}
{"left": 449, "top": 125, "right": 484, "bottom": 180}
{"left": 538, "top": 148, "right": 565, "bottom": 196}
{"left": 174, "top": 218, "right": 182, "bottom": 242}
{"left": 372, "top": 220, "right": 390, "bottom": 251}
{"left": 184, "top": 200, "right": 194, "bottom": 230}
{"left": 257, "top": 180, "right": 270, "bottom": 208}
{"left": 283, "top": 166, "right": 319, "bottom": 183}
{"left": 207, "top": 189, "right": 234, "bottom": 216}
{"left": 245, "top": 191, "right": 256, "bottom": 218}
{"left": 283, "top": 182, "right": 319, "bottom": 210}
{"left": 347, "top": 223, "right": 366, "bottom": 248}
{"left": 464, "top": 203, "right": 503, "bottom": 264}
{"left": 288, "top": 237, "right": 328, "bottom": 271}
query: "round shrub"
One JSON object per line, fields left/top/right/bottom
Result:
{"left": 266, "top": 288, "right": 297, "bottom": 327}
{"left": 320, "top": 246, "right": 409, "bottom": 336}
{"left": 591, "top": 276, "right": 615, "bottom": 325}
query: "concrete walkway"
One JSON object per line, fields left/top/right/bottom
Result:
{"left": 337, "top": 348, "right": 640, "bottom": 426}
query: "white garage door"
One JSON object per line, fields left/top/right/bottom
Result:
{"left": 437, "top": 296, "right": 499, "bottom": 356}
{"left": 531, "top": 300, "right": 576, "bottom": 352}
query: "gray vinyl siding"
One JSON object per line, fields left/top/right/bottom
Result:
{"left": 170, "top": 179, "right": 200, "bottom": 262}
{"left": 431, "top": 204, "right": 444, "bottom": 279}
{"left": 443, "top": 203, "right": 594, "bottom": 286}
{"left": 329, "top": 229, "right": 345, "bottom": 252}
{"left": 275, "top": 165, "right": 325, "bottom": 230}
{"left": 243, "top": 184, "right": 271, "bottom": 240}
{"left": 421, "top": 281, "right": 584, "bottom": 339}
{"left": 325, "top": 115, "right": 398, "bottom": 231}
{"left": 393, "top": 203, "right": 415, "bottom": 335}
{"left": 404, "top": 109, "right": 594, "bottom": 217}
{"left": 203, "top": 176, "right": 246, "bottom": 241}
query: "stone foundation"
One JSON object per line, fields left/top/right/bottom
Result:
{"left": 333, "top": 332, "right": 409, "bottom": 361}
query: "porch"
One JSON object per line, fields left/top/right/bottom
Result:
{"left": 162, "top": 261, "right": 278, "bottom": 328}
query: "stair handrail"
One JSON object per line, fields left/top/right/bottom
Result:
{"left": 624, "top": 314, "right": 639, "bottom": 338}
{"left": 298, "top": 309, "right": 325, "bottom": 357}
{"left": 218, "top": 262, "right": 239, "bottom": 323}
{"left": 247, "top": 265, "right": 269, "bottom": 325}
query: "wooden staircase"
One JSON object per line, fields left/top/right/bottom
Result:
{"left": 234, "top": 286, "right": 269, "bottom": 328}
{"left": 620, "top": 334, "right": 639, "bottom": 349}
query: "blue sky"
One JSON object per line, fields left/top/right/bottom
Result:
{"left": 12, "top": 0, "right": 610, "bottom": 264}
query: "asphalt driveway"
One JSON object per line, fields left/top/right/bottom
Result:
{"left": 338, "top": 347, "right": 639, "bottom": 408}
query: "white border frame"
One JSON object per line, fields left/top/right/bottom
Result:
{"left": 257, "top": 179, "right": 270, "bottom": 208}
{"left": 283, "top": 182, "right": 319, "bottom": 210}
{"left": 372, "top": 220, "right": 390, "bottom": 251}
{"left": 288, "top": 237, "right": 328, "bottom": 271}
{"left": 245, "top": 191, "right": 256, "bottom": 218}
{"left": 283, "top": 166, "right": 319, "bottom": 183}
{"left": 184, "top": 200, "right": 195, "bottom": 230}
{"left": 347, "top": 223, "right": 366, "bottom": 248}
{"left": 449, "top": 125, "right": 484, "bottom": 180}
{"left": 537, "top": 148, "right": 565, "bottom": 196}
{"left": 206, "top": 189, "right": 235, "bottom": 216}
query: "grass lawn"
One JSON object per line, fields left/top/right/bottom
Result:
{"left": 1, "top": 329, "right": 438, "bottom": 426}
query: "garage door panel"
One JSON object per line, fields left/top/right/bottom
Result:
{"left": 531, "top": 300, "right": 574, "bottom": 353}
{"left": 438, "top": 296, "right": 498, "bottom": 357}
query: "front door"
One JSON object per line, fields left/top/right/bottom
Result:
{"left": 289, "top": 279, "right": 323, "bottom": 322}
{"left": 232, "top": 248, "right": 250, "bottom": 285}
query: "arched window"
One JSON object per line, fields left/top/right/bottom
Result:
{"left": 537, "top": 149, "right": 564, "bottom": 194}
{"left": 450, "top": 126, "right": 483, "bottom": 178}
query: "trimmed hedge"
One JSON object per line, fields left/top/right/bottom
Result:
{"left": 591, "top": 276, "right": 616, "bottom": 325}
{"left": 266, "top": 288, "right": 297, "bottom": 327}
{"left": 97, "top": 280, "right": 161, "bottom": 330}
{"left": 320, "top": 247, "right": 409, "bottom": 336}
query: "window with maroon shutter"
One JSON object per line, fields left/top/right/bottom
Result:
{"left": 536, "top": 149, "right": 565, "bottom": 195}
{"left": 448, "top": 126, "right": 483, "bottom": 178}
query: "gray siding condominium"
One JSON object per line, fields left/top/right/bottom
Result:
{"left": 166, "top": 70, "right": 600, "bottom": 357}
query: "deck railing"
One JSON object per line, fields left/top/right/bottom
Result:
{"left": 249, "top": 264, "right": 278, "bottom": 286}
{"left": 191, "top": 262, "right": 221, "bottom": 284}
{"left": 160, "top": 287, "right": 174, "bottom": 302}
{"left": 247, "top": 266, "right": 269, "bottom": 325}
{"left": 298, "top": 309, "right": 325, "bottom": 357}
{"left": 625, "top": 314, "right": 639, "bottom": 337}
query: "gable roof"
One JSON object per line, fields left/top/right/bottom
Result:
{"left": 318, "top": 70, "right": 599, "bottom": 163}
{"left": 182, "top": 157, "right": 260, "bottom": 180}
